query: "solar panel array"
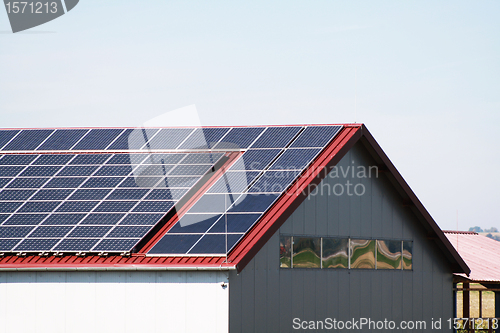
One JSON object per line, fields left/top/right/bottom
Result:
{"left": 149, "top": 125, "right": 343, "bottom": 255}
{"left": 0, "top": 125, "right": 343, "bottom": 254}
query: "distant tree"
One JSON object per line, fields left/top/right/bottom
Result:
{"left": 485, "top": 227, "right": 499, "bottom": 233}
{"left": 486, "top": 233, "right": 493, "bottom": 239}
{"left": 469, "top": 226, "right": 483, "bottom": 233}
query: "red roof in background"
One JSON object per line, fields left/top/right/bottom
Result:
{"left": 444, "top": 231, "right": 500, "bottom": 283}
{"left": 0, "top": 124, "right": 469, "bottom": 275}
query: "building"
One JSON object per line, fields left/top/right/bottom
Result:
{"left": 0, "top": 124, "right": 469, "bottom": 333}
{"left": 444, "top": 230, "right": 500, "bottom": 326}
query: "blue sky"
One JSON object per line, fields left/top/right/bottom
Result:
{"left": 1, "top": 1, "right": 499, "bottom": 231}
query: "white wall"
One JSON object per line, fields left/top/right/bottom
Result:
{"left": 0, "top": 270, "right": 229, "bottom": 333}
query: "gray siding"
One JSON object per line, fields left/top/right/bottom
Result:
{"left": 229, "top": 142, "right": 454, "bottom": 332}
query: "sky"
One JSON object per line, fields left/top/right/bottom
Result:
{"left": 0, "top": 1, "right": 499, "bottom": 231}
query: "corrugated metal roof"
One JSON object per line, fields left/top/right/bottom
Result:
{"left": 444, "top": 231, "right": 500, "bottom": 282}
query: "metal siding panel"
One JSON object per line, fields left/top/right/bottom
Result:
{"left": 267, "top": 234, "right": 280, "bottom": 332}
{"left": 279, "top": 270, "right": 292, "bottom": 332}
{"left": 380, "top": 271, "right": 393, "bottom": 323}
{"left": 241, "top": 262, "right": 255, "bottom": 333}
{"left": 315, "top": 270, "right": 328, "bottom": 326}
{"left": 303, "top": 270, "right": 317, "bottom": 323}
{"left": 359, "top": 271, "right": 372, "bottom": 317}
{"left": 254, "top": 248, "right": 268, "bottom": 332}
{"left": 392, "top": 271, "right": 403, "bottom": 323}
{"left": 315, "top": 180, "right": 328, "bottom": 236}
{"left": 304, "top": 195, "right": 316, "bottom": 235}
{"left": 337, "top": 270, "right": 350, "bottom": 321}
{"left": 349, "top": 271, "right": 361, "bottom": 321}
{"left": 229, "top": 270, "right": 242, "bottom": 333}
{"left": 402, "top": 272, "right": 413, "bottom": 324}
{"left": 349, "top": 192, "right": 361, "bottom": 237}
{"left": 360, "top": 188, "right": 372, "bottom": 238}
{"left": 422, "top": 241, "right": 434, "bottom": 323}
{"left": 291, "top": 270, "right": 304, "bottom": 323}
{"left": 381, "top": 194, "right": 393, "bottom": 239}
{"left": 326, "top": 176, "right": 339, "bottom": 237}
{"left": 291, "top": 202, "right": 305, "bottom": 235}
{"left": 370, "top": 270, "right": 383, "bottom": 321}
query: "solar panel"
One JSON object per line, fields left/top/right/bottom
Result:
{"left": 2, "top": 129, "right": 53, "bottom": 151}
{"left": 250, "top": 126, "right": 302, "bottom": 148}
{"left": 42, "top": 214, "right": 85, "bottom": 225}
{"left": 0, "top": 154, "right": 37, "bottom": 165}
{"left": 178, "top": 128, "right": 230, "bottom": 149}
{"left": 37, "top": 129, "right": 88, "bottom": 150}
{"left": 212, "top": 127, "right": 265, "bottom": 149}
{"left": 142, "top": 128, "right": 193, "bottom": 150}
{"left": 72, "top": 129, "right": 123, "bottom": 150}
{"left": 4, "top": 214, "right": 47, "bottom": 225}
{"left": 33, "top": 154, "right": 74, "bottom": 165}
{"left": 0, "top": 130, "right": 20, "bottom": 150}
{"left": 290, "top": 125, "right": 342, "bottom": 148}
{"left": 268, "top": 148, "right": 321, "bottom": 170}
{"left": 0, "top": 190, "right": 35, "bottom": 200}
{"left": 0, "top": 125, "right": 343, "bottom": 254}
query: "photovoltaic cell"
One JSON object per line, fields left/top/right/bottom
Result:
{"left": 209, "top": 214, "right": 261, "bottom": 233}
{"left": 0, "top": 239, "right": 21, "bottom": 251}
{"left": 18, "top": 201, "right": 61, "bottom": 213}
{"left": 7, "top": 178, "right": 49, "bottom": 188}
{"left": 145, "top": 188, "right": 187, "bottom": 200}
{"left": 33, "top": 154, "right": 74, "bottom": 165}
{"left": 119, "top": 213, "right": 164, "bottom": 225}
{"left": 68, "top": 189, "right": 111, "bottom": 200}
{"left": 132, "top": 201, "right": 174, "bottom": 213}
{"left": 143, "top": 128, "right": 193, "bottom": 150}
{"left": 94, "top": 201, "right": 136, "bottom": 212}
{"left": 250, "top": 126, "right": 302, "bottom": 148}
{"left": 143, "top": 153, "right": 185, "bottom": 165}
{"left": 0, "top": 226, "right": 33, "bottom": 238}
{"left": 44, "top": 177, "right": 86, "bottom": 188}
{"left": 229, "top": 149, "right": 281, "bottom": 171}
{"left": 68, "top": 226, "right": 111, "bottom": 237}
{"left": 80, "top": 214, "right": 125, "bottom": 225}
{"left": 157, "top": 177, "right": 199, "bottom": 188}
{"left": 42, "top": 214, "right": 85, "bottom": 225}
{"left": 95, "top": 165, "right": 134, "bottom": 176}
{"left": 14, "top": 238, "right": 59, "bottom": 251}
{"left": 56, "top": 201, "right": 99, "bottom": 212}
{"left": 54, "top": 239, "right": 99, "bottom": 251}
{"left": 70, "top": 154, "right": 111, "bottom": 165}
{"left": 107, "top": 189, "right": 149, "bottom": 200}
{"left": 4, "top": 214, "right": 48, "bottom": 225}
{"left": 290, "top": 125, "right": 342, "bottom": 148}
{"left": 2, "top": 129, "right": 53, "bottom": 151}
{"left": 188, "top": 194, "right": 233, "bottom": 213}
{"left": 31, "top": 189, "right": 73, "bottom": 200}
{"left": 94, "top": 239, "right": 140, "bottom": 251}
{"left": 178, "top": 128, "right": 229, "bottom": 149}
{"left": 82, "top": 177, "right": 124, "bottom": 188}
{"left": 180, "top": 153, "right": 224, "bottom": 165}
{"left": 37, "top": 129, "right": 88, "bottom": 150}
{"left": 212, "top": 127, "right": 265, "bottom": 149}
{"left": 0, "top": 189, "right": 35, "bottom": 200}
{"left": 0, "top": 130, "right": 20, "bottom": 150}
{"left": 0, "top": 166, "right": 25, "bottom": 176}
{"left": 19, "top": 166, "right": 62, "bottom": 177}
{"left": 248, "top": 171, "right": 301, "bottom": 193}
{"left": 149, "top": 234, "right": 201, "bottom": 254}
{"left": 107, "top": 226, "right": 151, "bottom": 238}
{"left": 0, "top": 201, "right": 23, "bottom": 213}
{"left": 168, "top": 214, "right": 222, "bottom": 234}
{"left": 119, "top": 177, "right": 161, "bottom": 188}
{"left": 168, "top": 164, "right": 212, "bottom": 176}
{"left": 0, "top": 154, "right": 37, "bottom": 165}
{"left": 0, "top": 178, "right": 11, "bottom": 188}
{"left": 207, "top": 171, "right": 260, "bottom": 194}
{"left": 0, "top": 214, "right": 9, "bottom": 224}
{"left": 268, "top": 148, "right": 321, "bottom": 170}
{"left": 133, "top": 164, "right": 173, "bottom": 176}
{"left": 188, "top": 234, "right": 243, "bottom": 254}
{"left": 228, "top": 194, "right": 279, "bottom": 213}
{"left": 72, "top": 129, "right": 123, "bottom": 150}
{"left": 57, "top": 165, "right": 98, "bottom": 176}
{"left": 106, "top": 129, "right": 134, "bottom": 150}
{"left": 29, "top": 226, "right": 72, "bottom": 238}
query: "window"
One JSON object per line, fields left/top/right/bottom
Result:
{"left": 279, "top": 235, "right": 413, "bottom": 270}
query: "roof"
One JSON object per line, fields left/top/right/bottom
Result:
{"left": 444, "top": 231, "right": 500, "bottom": 283}
{"left": 0, "top": 124, "right": 469, "bottom": 274}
